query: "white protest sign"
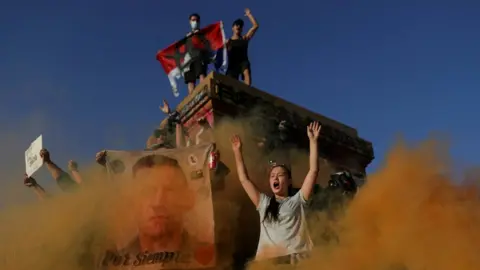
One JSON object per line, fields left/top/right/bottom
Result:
{"left": 25, "top": 135, "right": 43, "bottom": 177}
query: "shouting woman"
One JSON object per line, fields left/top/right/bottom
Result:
{"left": 226, "top": 8, "right": 259, "bottom": 86}
{"left": 230, "top": 122, "right": 321, "bottom": 265}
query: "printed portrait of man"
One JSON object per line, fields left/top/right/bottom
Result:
{"left": 102, "top": 154, "right": 215, "bottom": 269}
{"left": 116, "top": 154, "right": 214, "bottom": 267}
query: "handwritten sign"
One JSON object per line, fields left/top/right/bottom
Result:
{"left": 25, "top": 135, "right": 43, "bottom": 177}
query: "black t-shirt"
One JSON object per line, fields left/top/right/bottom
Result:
{"left": 227, "top": 37, "right": 249, "bottom": 65}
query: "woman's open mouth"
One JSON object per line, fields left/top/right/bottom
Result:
{"left": 273, "top": 182, "right": 280, "bottom": 189}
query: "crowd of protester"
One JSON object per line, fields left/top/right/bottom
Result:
{"left": 20, "top": 17, "right": 333, "bottom": 263}
{"left": 19, "top": 9, "right": 362, "bottom": 268}
{"left": 23, "top": 118, "right": 326, "bottom": 267}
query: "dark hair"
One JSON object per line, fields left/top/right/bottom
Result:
{"left": 132, "top": 154, "right": 185, "bottom": 180}
{"left": 232, "top": 18, "right": 244, "bottom": 28}
{"left": 189, "top": 13, "right": 200, "bottom": 21}
{"left": 264, "top": 165, "right": 292, "bottom": 223}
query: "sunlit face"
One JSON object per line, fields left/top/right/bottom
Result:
{"left": 232, "top": 24, "right": 242, "bottom": 35}
{"left": 133, "top": 165, "right": 194, "bottom": 237}
{"left": 269, "top": 166, "right": 290, "bottom": 196}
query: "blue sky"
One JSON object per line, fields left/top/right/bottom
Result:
{"left": 1, "top": 0, "right": 480, "bottom": 188}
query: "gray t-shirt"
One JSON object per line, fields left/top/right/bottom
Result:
{"left": 256, "top": 191, "right": 313, "bottom": 259}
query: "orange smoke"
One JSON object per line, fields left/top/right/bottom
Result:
{"left": 249, "top": 140, "right": 480, "bottom": 270}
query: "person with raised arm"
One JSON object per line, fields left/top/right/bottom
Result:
{"left": 159, "top": 99, "right": 186, "bottom": 148}
{"left": 230, "top": 121, "right": 321, "bottom": 265}
{"left": 226, "top": 8, "right": 259, "bottom": 86}
{"left": 24, "top": 174, "right": 49, "bottom": 201}
{"left": 68, "top": 160, "right": 83, "bottom": 184}
{"left": 39, "top": 148, "right": 79, "bottom": 192}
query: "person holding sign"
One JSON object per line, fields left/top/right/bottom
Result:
{"left": 226, "top": 8, "right": 259, "bottom": 86}
{"left": 24, "top": 174, "right": 49, "bottom": 201}
{"left": 230, "top": 122, "right": 321, "bottom": 265}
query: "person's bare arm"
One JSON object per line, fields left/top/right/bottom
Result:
{"left": 300, "top": 122, "right": 321, "bottom": 201}
{"left": 40, "top": 149, "right": 79, "bottom": 192}
{"left": 231, "top": 135, "right": 261, "bottom": 207}
{"left": 68, "top": 160, "right": 83, "bottom": 184}
{"left": 159, "top": 99, "right": 170, "bottom": 114}
{"left": 32, "top": 184, "right": 48, "bottom": 200}
{"left": 160, "top": 99, "right": 185, "bottom": 148}
{"left": 176, "top": 124, "right": 185, "bottom": 147}
{"left": 40, "top": 149, "right": 65, "bottom": 180}
{"left": 24, "top": 175, "right": 49, "bottom": 201}
{"left": 244, "top": 8, "right": 259, "bottom": 40}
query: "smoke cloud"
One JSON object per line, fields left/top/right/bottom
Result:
{"left": 0, "top": 116, "right": 478, "bottom": 270}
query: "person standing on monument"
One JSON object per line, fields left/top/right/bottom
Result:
{"left": 230, "top": 121, "right": 321, "bottom": 265}
{"left": 184, "top": 13, "right": 208, "bottom": 95}
{"left": 226, "top": 8, "right": 259, "bottom": 86}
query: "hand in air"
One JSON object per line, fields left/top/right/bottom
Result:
{"left": 39, "top": 149, "right": 51, "bottom": 163}
{"left": 159, "top": 99, "right": 171, "bottom": 114}
{"left": 24, "top": 174, "right": 37, "bottom": 187}
{"left": 307, "top": 121, "right": 321, "bottom": 141}
{"left": 244, "top": 8, "right": 251, "bottom": 16}
{"left": 95, "top": 150, "right": 107, "bottom": 166}
{"left": 68, "top": 160, "right": 78, "bottom": 171}
{"left": 231, "top": 135, "right": 242, "bottom": 151}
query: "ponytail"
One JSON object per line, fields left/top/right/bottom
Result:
{"left": 264, "top": 196, "right": 280, "bottom": 222}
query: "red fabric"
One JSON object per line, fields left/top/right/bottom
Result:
{"left": 156, "top": 22, "right": 224, "bottom": 75}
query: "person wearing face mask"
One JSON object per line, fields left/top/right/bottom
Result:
{"left": 226, "top": 8, "right": 259, "bottom": 86}
{"left": 183, "top": 13, "right": 208, "bottom": 95}
{"left": 230, "top": 121, "right": 321, "bottom": 265}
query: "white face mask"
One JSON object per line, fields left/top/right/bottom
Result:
{"left": 190, "top": 21, "right": 198, "bottom": 30}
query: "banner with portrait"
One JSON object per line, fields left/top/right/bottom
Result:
{"left": 101, "top": 143, "right": 216, "bottom": 269}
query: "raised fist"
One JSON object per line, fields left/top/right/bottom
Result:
{"left": 68, "top": 160, "right": 79, "bottom": 171}
{"left": 95, "top": 150, "right": 107, "bottom": 166}
{"left": 39, "top": 149, "right": 51, "bottom": 163}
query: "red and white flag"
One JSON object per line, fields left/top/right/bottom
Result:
{"left": 156, "top": 21, "right": 227, "bottom": 97}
